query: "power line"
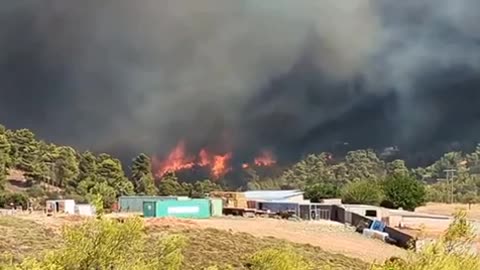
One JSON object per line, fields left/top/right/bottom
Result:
{"left": 444, "top": 169, "right": 456, "bottom": 204}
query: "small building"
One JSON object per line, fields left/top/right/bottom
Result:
{"left": 118, "top": 196, "right": 181, "bottom": 213}
{"left": 243, "top": 190, "right": 308, "bottom": 203}
{"left": 340, "top": 204, "right": 389, "bottom": 220}
{"left": 75, "top": 204, "right": 96, "bottom": 216}
{"left": 46, "top": 199, "right": 76, "bottom": 214}
{"left": 143, "top": 199, "right": 211, "bottom": 219}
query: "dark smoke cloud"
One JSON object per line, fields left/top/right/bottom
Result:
{"left": 0, "top": 0, "right": 479, "bottom": 165}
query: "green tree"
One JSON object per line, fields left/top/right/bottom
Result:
{"left": 96, "top": 154, "right": 134, "bottom": 196}
{"left": 344, "top": 149, "right": 385, "bottom": 182}
{"left": 52, "top": 146, "right": 80, "bottom": 189}
{"left": 7, "top": 129, "right": 40, "bottom": 175}
{"left": 387, "top": 159, "right": 409, "bottom": 177}
{"left": 88, "top": 182, "right": 118, "bottom": 209}
{"left": 281, "top": 154, "right": 337, "bottom": 189}
{"left": 341, "top": 180, "right": 383, "bottom": 205}
{"left": 192, "top": 179, "right": 221, "bottom": 198}
{"left": 304, "top": 182, "right": 340, "bottom": 202}
{"left": 76, "top": 151, "right": 99, "bottom": 196}
{"left": 383, "top": 174, "right": 426, "bottom": 210}
{"left": 158, "top": 172, "right": 191, "bottom": 196}
{"left": 130, "top": 153, "right": 157, "bottom": 195}
{"left": 0, "top": 132, "right": 11, "bottom": 191}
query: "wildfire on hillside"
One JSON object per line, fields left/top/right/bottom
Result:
{"left": 153, "top": 140, "right": 277, "bottom": 180}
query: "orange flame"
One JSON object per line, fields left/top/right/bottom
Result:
{"left": 156, "top": 141, "right": 195, "bottom": 177}
{"left": 254, "top": 150, "right": 276, "bottom": 166}
{"left": 155, "top": 141, "right": 233, "bottom": 179}
{"left": 212, "top": 153, "right": 232, "bottom": 179}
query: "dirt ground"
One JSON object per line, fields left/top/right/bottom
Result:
{"left": 193, "top": 217, "right": 406, "bottom": 262}
{"left": 416, "top": 203, "right": 480, "bottom": 219}
{"left": 14, "top": 213, "right": 405, "bottom": 263}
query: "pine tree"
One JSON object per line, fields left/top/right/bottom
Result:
{"left": 53, "top": 146, "right": 80, "bottom": 189}
{"left": 0, "top": 132, "right": 11, "bottom": 191}
{"left": 96, "top": 154, "right": 134, "bottom": 196}
{"left": 130, "top": 154, "right": 157, "bottom": 195}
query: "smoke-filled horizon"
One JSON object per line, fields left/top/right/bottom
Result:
{"left": 1, "top": 0, "right": 480, "bottom": 165}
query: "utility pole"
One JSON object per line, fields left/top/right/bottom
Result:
{"left": 444, "top": 169, "right": 457, "bottom": 204}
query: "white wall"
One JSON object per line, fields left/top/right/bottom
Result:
{"left": 75, "top": 204, "right": 95, "bottom": 216}
{"left": 46, "top": 200, "right": 76, "bottom": 214}
{"left": 63, "top": 200, "right": 76, "bottom": 214}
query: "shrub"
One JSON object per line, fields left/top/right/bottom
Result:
{"left": 382, "top": 174, "right": 425, "bottom": 210}
{"left": 0, "top": 217, "right": 187, "bottom": 270}
{"left": 248, "top": 247, "right": 313, "bottom": 270}
{"left": 371, "top": 209, "right": 480, "bottom": 270}
{"left": 341, "top": 180, "right": 383, "bottom": 205}
{"left": 304, "top": 182, "right": 341, "bottom": 202}
{"left": 0, "top": 192, "right": 29, "bottom": 209}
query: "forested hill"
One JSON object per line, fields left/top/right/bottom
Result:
{"left": 2, "top": 123, "right": 480, "bottom": 210}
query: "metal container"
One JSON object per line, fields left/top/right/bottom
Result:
{"left": 155, "top": 199, "right": 211, "bottom": 219}
{"left": 118, "top": 196, "right": 178, "bottom": 213}
{"left": 143, "top": 201, "right": 157, "bottom": 217}
{"left": 209, "top": 198, "right": 223, "bottom": 217}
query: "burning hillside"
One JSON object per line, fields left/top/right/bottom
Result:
{"left": 152, "top": 140, "right": 276, "bottom": 180}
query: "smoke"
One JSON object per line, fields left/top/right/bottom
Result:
{"left": 0, "top": 0, "right": 479, "bottom": 164}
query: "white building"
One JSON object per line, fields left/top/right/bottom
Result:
{"left": 46, "top": 199, "right": 76, "bottom": 214}
{"left": 75, "top": 204, "right": 96, "bottom": 216}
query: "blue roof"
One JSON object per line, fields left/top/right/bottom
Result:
{"left": 243, "top": 190, "right": 304, "bottom": 201}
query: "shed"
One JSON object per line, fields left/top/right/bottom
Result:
{"left": 46, "top": 199, "right": 76, "bottom": 214}
{"left": 118, "top": 196, "right": 179, "bottom": 213}
{"left": 75, "top": 204, "right": 96, "bottom": 216}
{"left": 144, "top": 199, "right": 211, "bottom": 219}
{"left": 243, "top": 190, "right": 307, "bottom": 203}
{"left": 340, "top": 204, "right": 389, "bottom": 220}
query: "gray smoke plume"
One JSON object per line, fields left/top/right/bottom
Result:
{"left": 0, "top": 0, "right": 479, "bottom": 165}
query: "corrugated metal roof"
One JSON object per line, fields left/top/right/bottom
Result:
{"left": 244, "top": 190, "right": 304, "bottom": 201}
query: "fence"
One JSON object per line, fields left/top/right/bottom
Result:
{"left": 329, "top": 205, "right": 415, "bottom": 249}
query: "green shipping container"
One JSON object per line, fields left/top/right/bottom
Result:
{"left": 155, "top": 199, "right": 211, "bottom": 219}
{"left": 209, "top": 198, "right": 223, "bottom": 217}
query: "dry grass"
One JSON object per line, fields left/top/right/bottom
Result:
{"left": 1, "top": 215, "right": 368, "bottom": 269}
{"left": 416, "top": 203, "right": 480, "bottom": 220}
{"left": 0, "top": 217, "right": 60, "bottom": 261}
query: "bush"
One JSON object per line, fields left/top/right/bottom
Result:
{"left": 26, "top": 185, "right": 46, "bottom": 198}
{"left": 341, "top": 180, "right": 383, "bottom": 205}
{"left": 382, "top": 174, "right": 425, "bottom": 210}
{"left": 371, "top": 210, "right": 480, "bottom": 270}
{"left": 0, "top": 192, "right": 29, "bottom": 209}
{"left": 304, "top": 182, "right": 341, "bottom": 202}
{"left": 0, "top": 217, "right": 187, "bottom": 270}
{"left": 248, "top": 247, "right": 313, "bottom": 270}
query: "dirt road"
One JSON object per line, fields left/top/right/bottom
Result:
{"left": 194, "top": 217, "right": 406, "bottom": 262}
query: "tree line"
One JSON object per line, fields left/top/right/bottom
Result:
{"left": 2, "top": 124, "right": 480, "bottom": 210}
{"left": 0, "top": 125, "right": 220, "bottom": 209}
